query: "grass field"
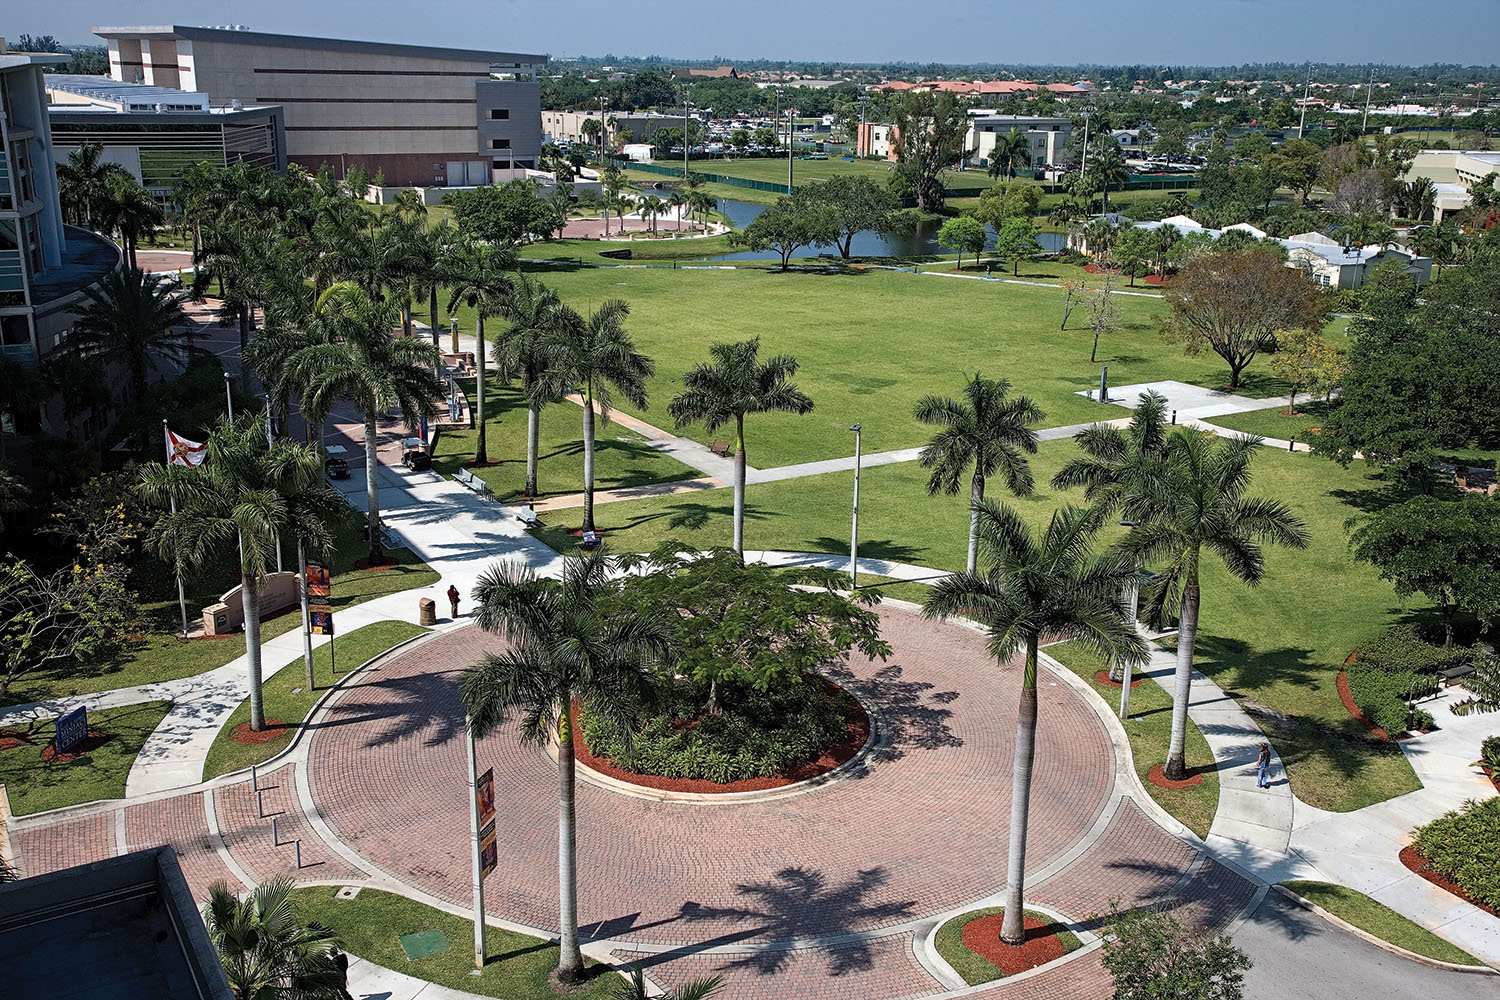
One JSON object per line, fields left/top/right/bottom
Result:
{"left": 934, "top": 906, "right": 1082, "bottom": 984}
{"left": 1205, "top": 399, "right": 1340, "bottom": 441}
{"left": 201, "top": 621, "right": 428, "bottom": 781}
{"left": 289, "top": 886, "right": 616, "bottom": 999}
{"left": 4, "top": 510, "right": 438, "bottom": 708}
{"left": 0, "top": 701, "right": 173, "bottom": 815}
{"left": 1278, "top": 881, "right": 1481, "bottom": 965}
{"left": 431, "top": 375, "right": 699, "bottom": 500}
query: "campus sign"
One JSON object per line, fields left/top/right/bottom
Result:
{"left": 477, "top": 768, "right": 496, "bottom": 828}
{"left": 56, "top": 707, "right": 88, "bottom": 754}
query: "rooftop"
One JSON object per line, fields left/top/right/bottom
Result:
{"left": 0, "top": 50, "right": 70, "bottom": 71}
{"left": 31, "top": 227, "right": 121, "bottom": 308}
{"left": 92, "top": 24, "right": 545, "bottom": 66}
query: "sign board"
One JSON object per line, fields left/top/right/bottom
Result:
{"left": 309, "top": 606, "right": 335, "bottom": 636}
{"left": 56, "top": 706, "right": 89, "bottom": 754}
{"left": 479, "top": 819, "right": 497, "bottom": 880}
{"left": 305, "top": 562, "right": 331, "bottom": 599}
{"left": 476, "top": 768, "right": 495, "bottom": 828}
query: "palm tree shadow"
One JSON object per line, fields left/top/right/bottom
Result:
{"left": 800, "top": 537, "right": 925, "bottom": 565}
{"left": 308, "top": 669, "right": 463, "bottom": 749}
{"left": 827, "top": 661, "right": 963, "bottom": 773}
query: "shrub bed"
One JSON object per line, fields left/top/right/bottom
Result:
{"left": 579, "top": 678, "right": 854, "bottom": 784}
{"left": 1344, "top": 661, "right": 1436, "bottom": 736}
{"left": 1359, "top": 625, "right": 1471, "bottom": 675}
{"left": 1410, "top": 797, "right": 1500, "bottom": 911}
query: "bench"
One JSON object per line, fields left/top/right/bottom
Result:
{"left": 454, "top": 469, "right": 490, "bottom": 496}
{"left": 517, "top": 507, "right": 541, "bottom": 528}
{"left": 710, "top": 440, "right": 731, "bottom": 457}
{"left": 1439, "top": 663, "right": 1476, "bottom": 687}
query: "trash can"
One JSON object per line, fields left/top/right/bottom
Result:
{"left": 418, "top": 598, "right": 436, "bottom": 627}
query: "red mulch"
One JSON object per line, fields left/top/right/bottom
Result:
{"left": 1148, "top": 763, "right": 1205, "bottom": 789}
{"left": 1095, "top": 669, "right": 1143, "bottom": 689}
{"left": 960, "top": 913, "right": 1066, "bottom": 976}
{"left": 1482, "top": 766, "right": 1500, "bottom": 794}
{"left": 0, "top": 729, "right": 32, "bottom": 751}
{"left": 230, "top": 719, "right": 290, "bottom": 745}
{"left": 354, "top": 557, "right": 400, "bottom": 571}
{"left": 39, "top": 730, "right": 111, "bottom": 762}
{"left": 1400, "top": 845, "right": 1500, "bottom": 919}
{"left": 566, "top": 527, "right": 607, "bottom": 538}
{"left": 571, "top": 683, "right": 870, "bottom": 794}
{"left": 1337, "top": 669, "right": 1391, "bottom": 740}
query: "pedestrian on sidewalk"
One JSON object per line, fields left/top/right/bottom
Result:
{"left": 447, "top": 584, "right": 461, "bottom": 620}
{"left": 1256, "top": 742, "right": 1271, "bottom": 788}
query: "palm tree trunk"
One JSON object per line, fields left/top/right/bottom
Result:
{"left": 526, "top": 404, "right": 540, "bottom": 498}
{"left": 966, "top": 473, "right": 985, "bottom": 575}
{"left": 1000, "top": 638, "right": 1040, "bottom": 945}
{"left": 474, "top": 317, "right": 488, "bottom": 465}
{"left": 241, "top": 571, "right": 266, "bottom": 731}
{"left": 556, "top": 704, "right": 584, "bottom": 982}
{"left": 364, "top": 404, "right": 384, "bottom": 564}
{"left": 581, "top": 384, "right": 597, "bottom": 533}
{"left": 732, "top": 414, "right": 747, "bottom": 552}
{"left": 429, "top": 289, "right": 440, "bottom": 351}
{"left": 1164, "top": 557, "right": 1200, "bottom": 781}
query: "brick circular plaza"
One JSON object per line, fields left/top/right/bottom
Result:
{"left": 306, "top": 604, "right": 1116, "bottom": 953}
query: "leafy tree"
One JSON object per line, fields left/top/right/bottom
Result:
{"left": 992, "top": 217, "right": 1044, "bottom": 276}
{"left": 668, "top": 339, "right": 813, "bottom": 552}
{"left": 730, "top": 128, "right": 750, "bottom": 152}
{"left": 728, "top": 194, "right": 836, "bottom": 270}
{"left": 1100, "top": 903, "right": 1251, "bottom": 1000}
{"left": 1118, "top": 429, "right": 1309, "bottom": 779}
{"left": 797, "top": 175, "right": 905, "bottom": 259}
{"left": 445, "top": 179, "right": 558, "bottom": 244}
{"left": 937, "top": 215, "right": 987, "bottom": 269}
{"left": 1268, "top": 328, "right": 1342, "bottom": 416}
{"left": 615, "top": 546, "right": 889, "bottom": 713}
{"left": 1159, "top": 248, "right": 1328, "bottom": 389}
{"left": 976, "top": 180, "right": 1041, "bottom": 231}
{"left": 1112, "top": 227, "right": 1155, "bottom": 286}
{"left": 140, "top": 415, "right": 338, "bottom": 730}
{"left": 1268, "top": 137, "right": 1323, "bottom": 203}
{"left": 460, "top": 552, "right": 673, "bottom": 985}
{"left": 204, "top": 878, "right": 349, "bottom": 1000}
{"left": 987, "top": 127, "right": 1033, "bottom": 180}
{"left": 1150, "top": 224, "right": 1181, "bottom": 278}
{"left": 73, "top": 267, "right": 190, "bottom": 400}
{"left": 923, "top": 502, "right": 1145, "bottom": 944}
{"left": 890, "top": 91, "right": 972, "bottom": 211}
{"left": 1348, "top": 496, "right": 1500, "bottom": 648}
{"left": 1086, "top": 267, "right": 1119, "bottom": 363}
{"left": 915, "top": 374, "right": 1043, "bottom": 574}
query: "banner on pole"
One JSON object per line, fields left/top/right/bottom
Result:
{"left": 305, "top": 562, "right": 331, "bottom": 598}
{"left": 476, "top": 768, "right": 495, "bottom": 828}
{"left": 479, "top": 819, "right": 497, "bottom": 879}
{"left": 309, "top": 606, "right": 335, "bottom": 635}
{"left": 165, "top": 427, "right": 207, "bottom": 467}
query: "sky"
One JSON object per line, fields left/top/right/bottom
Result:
{"left": 23, "top": 0, "right": 1500, "bottom": 67}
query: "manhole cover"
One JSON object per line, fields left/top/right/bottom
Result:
{"left": 335, "top": 886, "right": 362, "bottom": 900}
{"left": 399, "top": 930, "right": 450, "bottom": 960}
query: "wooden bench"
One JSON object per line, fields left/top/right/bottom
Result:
{"left": 710, "top": 440, "right": 731, "bottom": 457}
{"left": 1439, "top": 663, "right": 1475, "bottom": 687}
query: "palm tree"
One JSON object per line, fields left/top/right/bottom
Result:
{"left": 56, "top": 142, "right": 127, "bottom": 229}
{"left": 988, "top": 128, "right": 1033, "bottom": 181}
{"left": 140, "top": 414, "right": 337, "bottom": 731}
{"left": 415, "top": 219, "right": 458, "bottom": 356}
{"left": 73, "top": 267, "right": 190, "bottom": 400}
{"left": 444, "top": 239, "right": 517, "bottom": 466}
{"left": 914, "top": 374, "right": 1044, "bottom": 574}
{"left": 612, "top": 965, "right": 723, "bottom": 1000}
{"left": 1117, "top": 429, "right": 1309, "bottom": 780}
{"left": 1152, "top": 224, "right": 1180, "bottom": 279}
{"left": 203, "top": 878, "right": 349, "bottom": 1000}
{"left": 460, "top": 552, "right": 673, "bottom": 985}
{"left": 543, "top": 300, "right": 654, "bottom": 533}
{"left": 923, "top": 501, "right": 1145, "bottom": 945}
{"left": 1085, "top": 140, "right": 1130, "bottom": 215}
{"left": 100, "top": 175, "right": 165, "bottom": 270}
{"left": 285, "top": 282, "right": 442, "bottom": 564}
{"left": 495, "top": 273, "right": 565, "bottom": 498}
{"left": 638, "top": 194, "right": 665, "bottom": 235}
{"left": 666, "top": 188, "right": 688, "bottom": 231}
{"left": 668, "top": 339, "right": 814, "bottom": 552}
{"left": 689, "top": 191, "right": 717, "bottom": 232}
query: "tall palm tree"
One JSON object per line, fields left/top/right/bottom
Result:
{"left": 415, "top": 219, "right": 459, "bottom": 356}
{"left": 988, "top": 128, "right": 1033, "bottom": 181}
{"left": 444, "top": 239, "right": 517, "bottom": 466}
{"left": 638, "top": 194, "right": 664, "bottom": 235}
{"left": 73, "top": 266, "right": 190, "bottom": 400}
{"left": 923, "top": 501, "right": 1144, "bottom": 945}
{"left": 542, "top": 300, "right": 654, "bottom": 533}
{"left": 914, "top": 374, "right": 1043, "bottom": 574}
{"left": 285, "top": 282, "right": 442, "bottom": 564}
{"left": 140, "top": 414, "right": 337, "bottom": 731}
{"left": 460, "top": 552, "right": 673, "bottom": 985}
{"left": 55, "top": 141, "right": 127, "bottom": 229}
{"left": 369, "top": 213, "right": 427, "bottom": 340}
{"left": 495, "top": 273, "right": 565, "bottom": 498}
{"left": 668, "top": 339, "right": 813, "bottom": 552}
{"left": 688, "top": 191, "right": 716, "bottom": 232}
{"left": 203, "top": 878, "right": 349, "bottom": 1000}
{"left": 1117, "top": 429, "right": 1309, "bottom": 780}
{"left": 666, "top": 189, "right": 688, "bottom": 231}
{"left": 102, "top": 175, "right": 165, "bottom": 270}
{"left": 1085, "top": 140, "right": 1130, "bottom": 215}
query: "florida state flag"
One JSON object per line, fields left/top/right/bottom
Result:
{"left": 165, "top": 426, "right": 208, "bottom": 467}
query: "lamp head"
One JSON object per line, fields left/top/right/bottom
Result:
{"left": 848, "top": 423, "right": 861, "bottom": 432}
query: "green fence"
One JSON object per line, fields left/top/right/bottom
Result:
{"left": 610, "top": 156, "right": 798, "bottom": 195}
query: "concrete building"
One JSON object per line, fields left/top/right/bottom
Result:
{"left": 0, "top": 40, "right": 121, "bottom": 380}
{"left": 93, "top": 25, "right": 545, "bottom": 187}
{"left": 855, "top": 121, "right": 899, "bottom": 160}
{"left": 1406, "top": 148, "right": 1500, "bottom": 222}
{"left": 966, "top": 115, "right": 1073, "bottom": 170}
{"left": 44, "top": 75, "right": 285, "bottom": 201}
{"left": 541, "top": 109, "right": 688, "bottom": 146}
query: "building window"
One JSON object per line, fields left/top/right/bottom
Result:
{"left": 489, "top": 108, "right": 510, "bottom": 120}
{"left": 492, "top": 159, "right": 511, "bottom": 169}
{"left": 490, "top": 138, "right": 511, "bottom": 149}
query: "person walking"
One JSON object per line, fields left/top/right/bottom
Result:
{"left": 1256, "top": 742, "right": 1271, "bottom": 788}
{"left": 447, "top": 583, "right": 461, "bottom": 620}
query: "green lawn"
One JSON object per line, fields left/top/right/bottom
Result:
{"left": 289, "top": 886, "right": 616, "bottom": 999}
{"left": 1278, "top": 881, "right": 1481, "bottom": 966}
{"left": 431, "top": 376, "right": 700, "bottom": 501}
{"left": 1205, "top": 399, "right": 1340, "bottom": 442}
{"left": 0, "top": 701, "right": 173, "bottom": 815}
{"left": 519, "top": 232, "right": 741, "bottom": 266}
{"left": 201, "top": 621, "right": 428, "bottom": 781}
{"left": 1047, "top": 643, "right": 1220, "bottom": 839}
{"left": 934, "top": 906, "right": 1082, "bottom": 984}
{"left": 5, "top": 510, "right": 439, "bottom": 707}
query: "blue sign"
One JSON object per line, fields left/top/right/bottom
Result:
{"left": 56, "top": 707, "right": 88, "bottom": 753}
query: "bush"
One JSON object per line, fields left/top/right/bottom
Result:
{"left": 1481, "top": 735, "right": 1500, "bottom": 772}
{"left": 580, "top": 679, "right": 853, "bottom": 784}
{"left": 1412, "top": 797, "right": 1500, "bottom": 910}
{"left": 1057, "top": 249, "right": 1090, "bottom": 266}
{"left": 1358, "top": 624, "right": 1471, "bottom": 675}
{"left": 1346, "top": 660, "right": 1437, "bottom": 735}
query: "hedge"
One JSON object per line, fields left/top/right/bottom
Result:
{"left": 1345, "top": 661, "right": 1436, "bottom": 735}
{"left": 1359, "top": 625, "right": 1471, "bottom": 675}
{"left": 1412, "top": 797, "right": 1500, "bottom": 910}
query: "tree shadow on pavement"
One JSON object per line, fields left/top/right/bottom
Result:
{"left": 826, "top": 662, "right": 962, "bottom": 775}
{"left": 309, "top": 669, "right": 463, "bottom": 750}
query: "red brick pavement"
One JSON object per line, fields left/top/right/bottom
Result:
{"left": 971, "top": 948, "right": 1112, "bottom": 999}
{"left": 11, "top": 811, "right": 115, "bottom": 878}
{"left": 611, "top": 932, "right": 938, "bottom": 1000}
{"left": 125, "top": 792, "right": 237, "bottom": 899}
{"left": 306, "top": 605, "right": 1115, "bottom": 951}
{"left": 1170, "top": 856, "right": 1259, "bottom": 934}
{"left": 215, "top": 764, "right": 360, "bottom": 885}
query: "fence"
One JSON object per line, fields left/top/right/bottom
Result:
{"left": 609, "top": 156, "right": 799, "bottom": 195}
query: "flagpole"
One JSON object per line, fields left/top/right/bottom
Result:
{"left": 164, "top": 420, "right": 190, "bottom": 639}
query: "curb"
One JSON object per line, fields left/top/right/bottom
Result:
{"left": 1270, "top": 884, "right": 1499, "bottom": 975}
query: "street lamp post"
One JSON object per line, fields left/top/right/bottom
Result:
{"left": 465, "top": 716, "right": 487, "bottom": 971}
{"left": 787, "top": 106, "right": 795, "bottom": 195}
{"left": 848, "top": 423, "right": 862, "bottom": 587}
{"left": 1118, "top": 519, "right": 1141, "bottom": 720}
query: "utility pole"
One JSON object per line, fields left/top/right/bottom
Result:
{"left": 848, "top": 424, "right": 861, "bottom": 588}
{"left": 682, "top": 88, "right": 691, "bottom": 180}
{"left": 1298, "top": 63, "right": 1313, "bottom": 138}
{"left": 465, "top": 718, "right": 487, "bottom": 971}
{"left": 1362, "top": 67, "right": 1375, "bottom": 135}
{"left": 787, "top": 105, "right": 794, "bottom": 194}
